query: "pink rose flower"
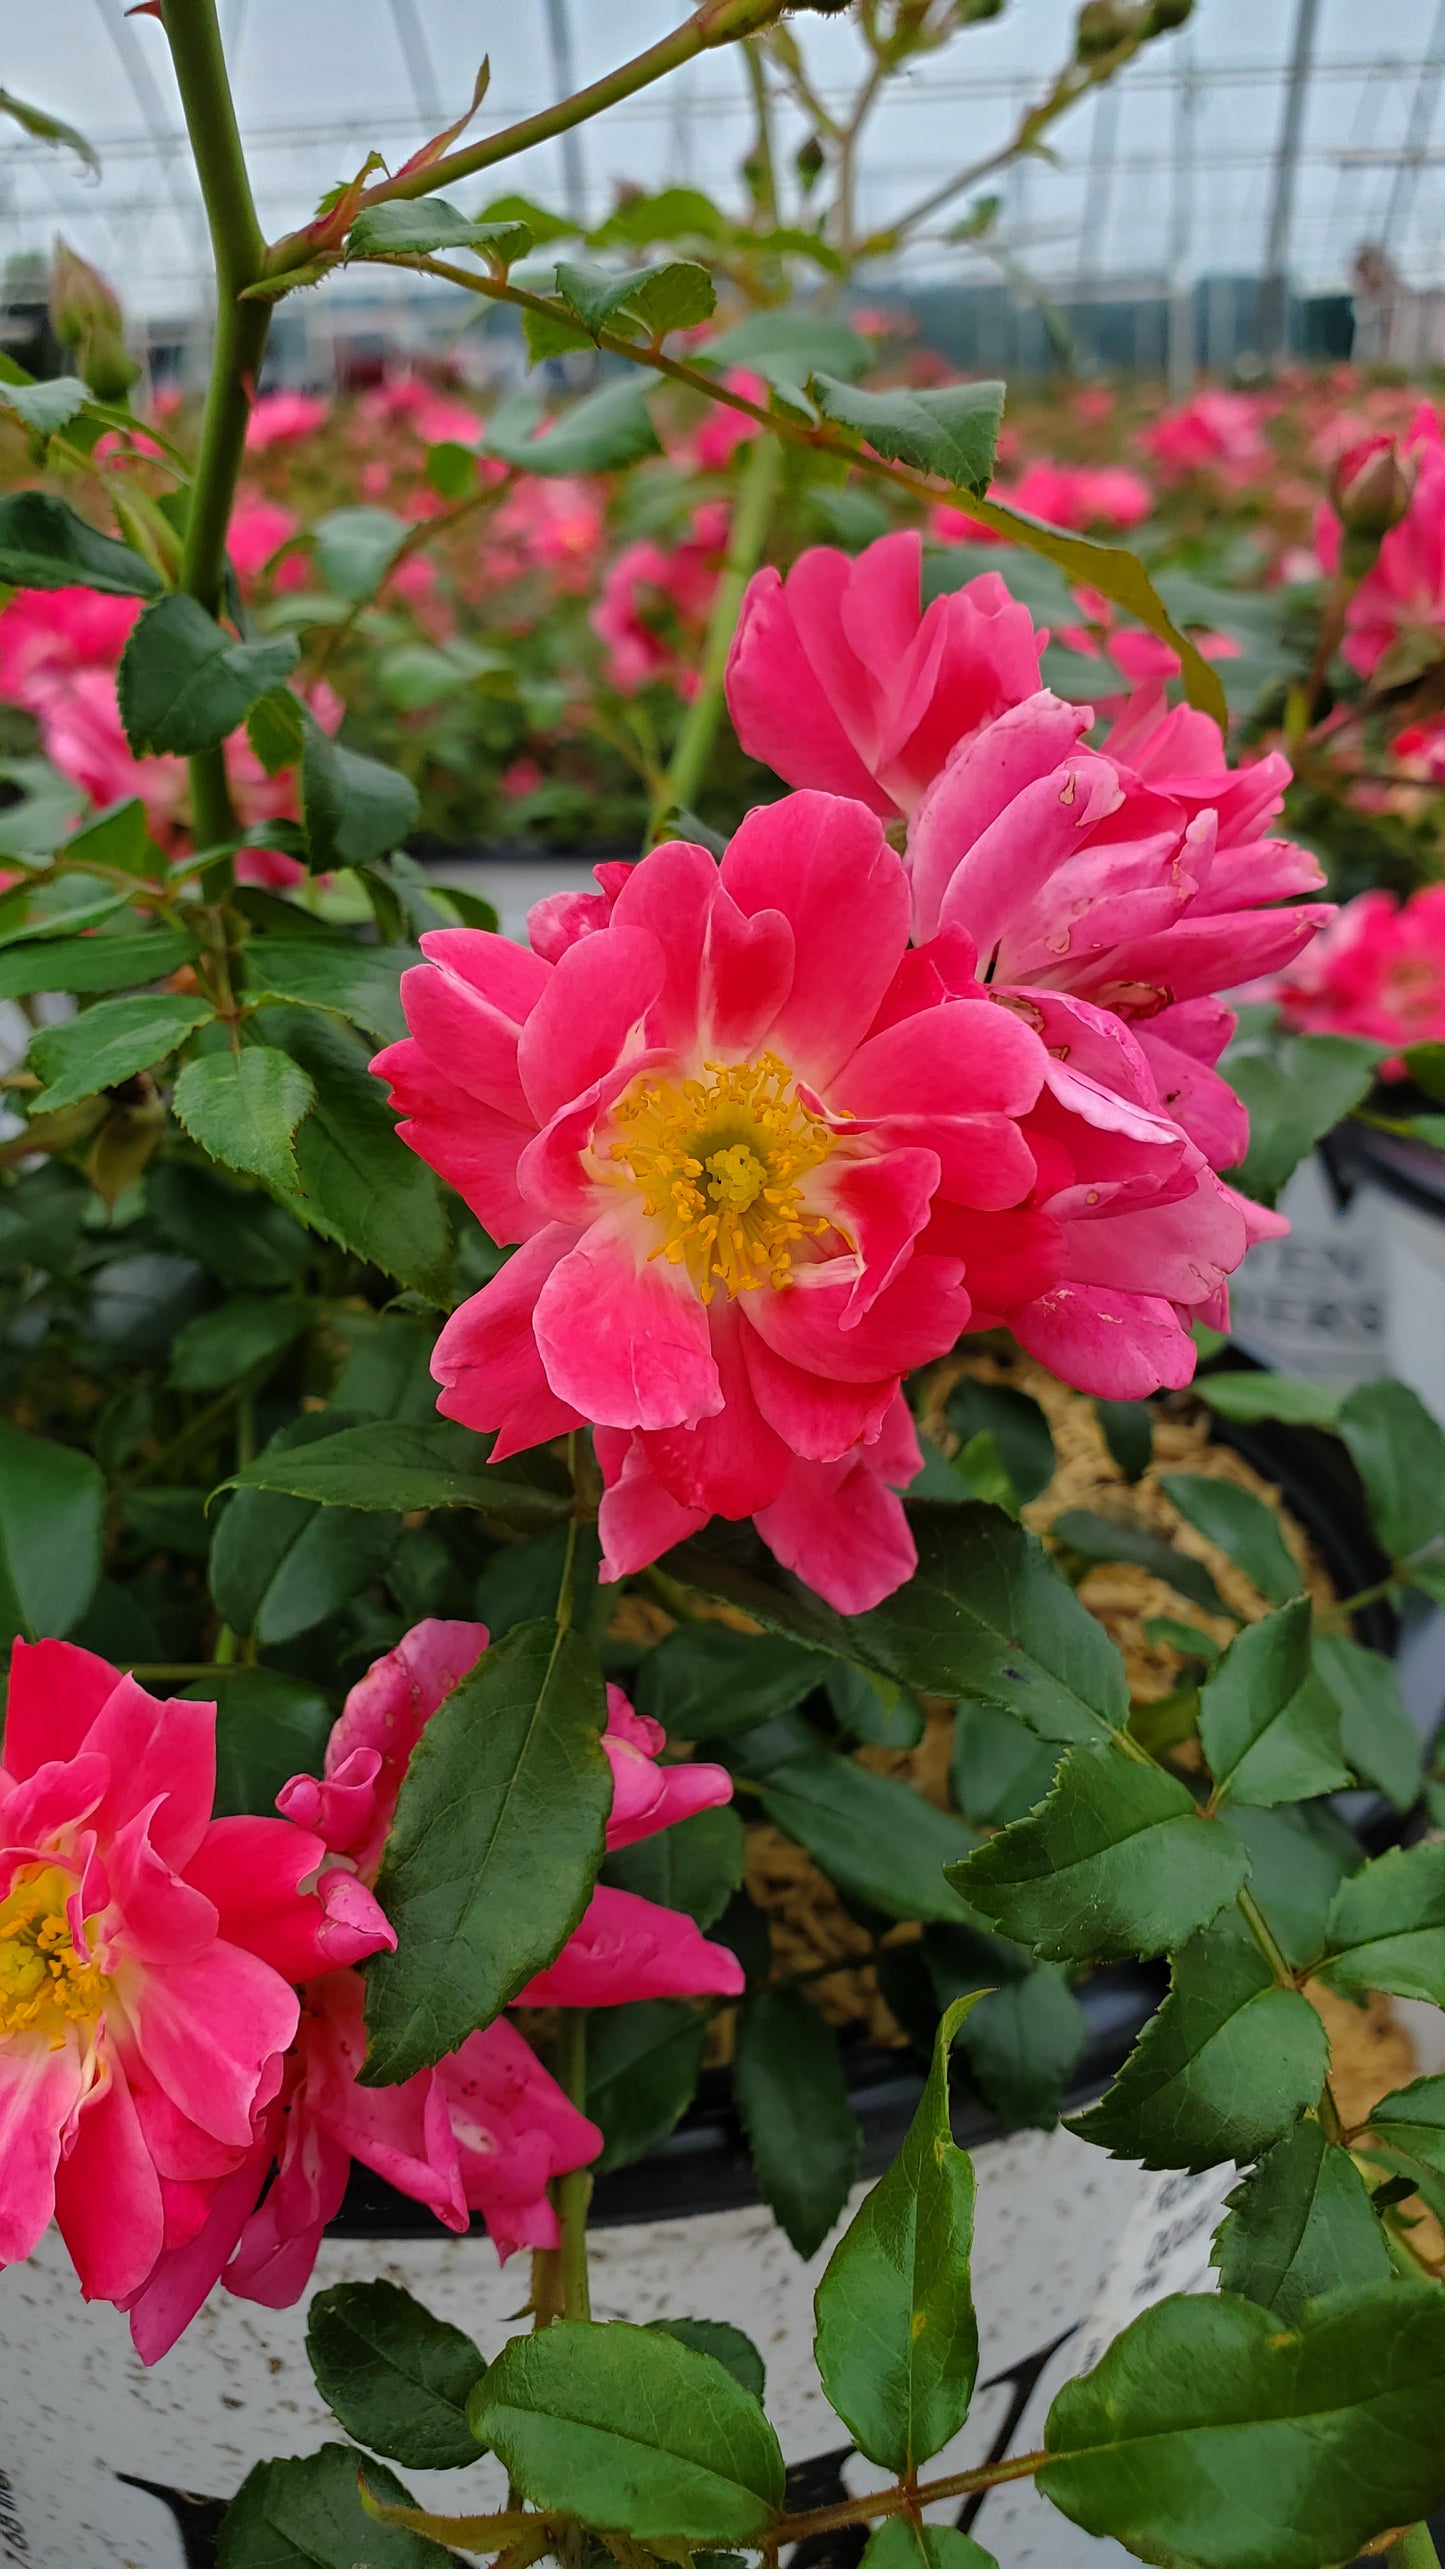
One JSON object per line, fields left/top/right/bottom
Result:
{"left": 931, "top": 461, "right": 1152, "bottom": 545}
{"left": 1274, "top": 883, "right": 1445, "bottom": 1065}
{"left": 1322, "top": 406, "right": 1445, "bottom": 686}
{"left": 124, "top": 1622, "right": 738, "bottom": 2358}
{"left": 1139, "top": 390, "right": 1269, "bottom": 487}
{"left": 0, "top": 1640, "right": 381, "bottom": 2309}
{"left": 724, "top": 529, "right": 1044, "bottom": 818}
{"left": 244, "top": 390, "right": 330, "bottom": 452}
{"left": 591, "top": 506, "right": 727, "bottom": 695}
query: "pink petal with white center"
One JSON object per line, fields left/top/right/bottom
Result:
{"left": 610, "top": 838, "right": 795, "bottom": 1059}
{"left": 397, "top": 954, "right": 539, "bottom": 1124}
{"left": 1, "top": 1638, "right": 120, "bottom": 1784}
{"left": 516, "top": 926, "right": 666, "bottom": 1126}
{"left": 596, "top": 1431, "right": 709, "bottom": 1582}
{"left": 52, "top": 2041, "right": 164, "bottom": 2303}
{"left": 743, "top": 1250, "right": 968, "bottom": 1383}
{"left": 1011, "top": 1282, "right": 1198, "bottom": 1397}
{"left": 308, "top": 1973, "right": 468, "bottom": 2230}
{"left": 639, "top": 1300, "right": 789, "bottom": 1517}
{"left": 0, "top": 1750, "right": 109, "bottom": 1849}
{"left": 835, "top": 990, "right": 1045, "bottom": 1122}
{"left": 0, "top": 2031, "right": 86, "bottom": 2265}
{"left": 740, "top": 1321, "right": 896, "bottom": 1464}
{"left": 534, "top": 1216, "right": 722, "bottom": 1433}
{"left": 83, "top": 1679, "right": 217, "bottom": 1870}
{"left": 125, "top": 1942, "right": 299, "bottom": 2149}
{"left": 907, "top": 692, "right": 1094, "bottom": 941}
{"left": 517, "top": 1885, "right": 743, "bottom": 2006}
{"left": 102, "top": 1801, "right": 218, "bottom": 1966}
{"left": 433, "top": 1228, "right": 587, "bottom": 1460}
{"left": 184, "top": 1816, "right": 393, "bottom": 1980}
{"left": 720, "top": 793, "right": 911, "bottom": 1087}
{"left": 373, "top": 1039, "right": 536, "bottom": 1241}
{"left": 826, "top": 1145, "right": 940, "bottom": 1315}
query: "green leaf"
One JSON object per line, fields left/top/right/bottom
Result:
{"left": 1068, "top": 1915, "right": 1329, "bottom": 2171}
{"left": 1311, "top": 1632, "right": 1422, "bottom": 1811}
{"left": 169, "top": 1294, "right": 312, "bottom": 1392}
{"left": 1096, "top": 1396, "right": 1153, "bottom": 1482}
{"left": 484, "top": 378, "right": 661, "bottom": 477}
{"left": 117, "top": 594, "right": 299, "bottom": 756}
{"left": 0, "top": 926, "right": 194, "bottom": 1001}
{"left": 1358, "top": 2076, "right": 1445, "bottom": 2223}
{"left": 347, "top": 197, "right": 534, "bottom": 262}
{"left": 364, "top": 1619, "right": 609, "bottom": 2082}
{"left": 953, "top": 1743, "right": 1247, "bottom": 1962}
{"left": 1038, "top": 2283, "right": 1445, "bottom": 2569}
{"left": 1198, "top": 1600, "right": 1350, "bottom": 1808}
{"left": 1, "top": 375, "right": 91, "bottom": 434}
{"left": 605, "top": 1802, "right": 745, "bottom": 1928}
{"left": 1212, "top": 2119, "right": 1393, "bottom": 2322}
{"left": 946, "top": 1378, "right": 1055, "bottom": 1503}
{"left": 0, "top": 88, "right": 99, "bottom": 174}
{"left": 554, "top": 256, "right": 715, "bottom": 342}
{"left": 217, "top": 2445, "right": 451, "bottom": 2567}
{"left": 1224, "top": 1028, "right": 1384, "bottom": 1207}
{"left": 467, "top": 2320, "right": 785, "bottom": 2543}
{"left": 210, "top": 1416, "right": 401, "bottom": 1646}
{"left": 587, "top": 1998, "right": 707, "bottom": 2171}
{"left": 704, "top": 310, "right": 871, "bottom": 394}
{"left": 1051, "top": 1507, "right": 1229, "bottom": 1619}
{"left": 223, "top": 1417, "right": 569, "bottom": 1532}
{"left": 862, "top": 2525, "right": 997, "bottom": 2569}
{"left": 306, "top": 2278, "right": 485, "bottom": 2470}
{"left": 171, "top": 1046, "right": 317, "bottom": 1195}
{"left": 479, "top": 190, "right": 578, "bottom": 244}
{"left": 211, "top": 1667, "right": 334, "bottom": 1819}
{"left": 1194, "top": 1372, "right": 1343, "bottom": 1429}
{"left": 1144, "top": 1615, "right": 1222, "bottom": 1664}
{"left": 311, "top": 505, "right": 407, "bottom": 602}
{"left": 590, "top": 186, "right": 729, "bottom": 247}
{"left": 0, "top": 490, "right": 162, "bottom": 596}
{"left": 1161, "top": 1473, "right": 1303, "bottom": 1608}
{"left": 1337, "top": 1376, "right": 1445, "bottom": 1567}
{"left": 959, "top": 1964, "right": 1087, "bottom": 2129}
{"left": 241, "top": 934, "right": 418, "bottom": 1044}
{"left": 810, "top": 374, "right": 1003, "bottom": 497}
{"left": 1217, "top": 1804, "right": 1351, "bottom": 1976}
{"left": 634, "top": 1623, "right": 825, "bottom": 1739}
{"left": 733, "top": 1987, "right": 860, "bottom": 2257}
{"left": 814, "top": 1993, "right": 982, "bottom": 2475}
{"left": 949, "top": 1698, "right": 1062, "bottom": 1827}
{"left": 258, "top": 1010, "right": 449, "bottom": 1299}
{"left": 0, "top": 1422, "right": 103, "bottom": 1645}
{"left": 301, "top": 722, "right": 420, "bottom": 869}
{"left": 1317, "top": 1838, "right": 1445, "bottom": 2007}
{"left": 28, "top": 991, "right": 214, "bottom": 1111}
{"left": 825, "top": 1661, "right": 924, "bottom": 1749}
{"left": 646, "top": 2319, "right": 764, "bottom": 2403}
{"left": 756, "top": 1747, "right": 977, "bottom": 1923}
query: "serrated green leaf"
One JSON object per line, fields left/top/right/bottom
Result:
{"left": 1, "top": 376, "right": 90, "bottom": 434}
{"left": 347, "top": 197, "right": 534, "bottom": 263}
{"left": 485, "top": 377, "right": 661, "bottom": 476}
{"left": 1068, "top": 1915, "right": 1329, "bottom": 2171}
{"left": 364, "top": 1619, "right": 610, "bottom": 2081}
{"left": 704, "top": 310, "right": 870, "bottom": 392}
{"left": 1318, "top": 1838, "right": 1445, "bottom": 2007}
{"left": 1224, "top": 1029, "right": 1384, "bottom": 1206}
{"left": 210, "top": 1667, "right": 333, "bottom": 1820}
{"left": 301, "top": 722, "right": 420, "bottom": 869}
{"left": 814, "top": 1993, "right": 982, "bottom": 2475}
{"left": 0, "top": 1421, "right": 103, "bottom": 1645}
{"left": 1337, "top": 1376, "right": 1445, "bottom": 1568}
{"left": 28, "top": 991, "right": 213, "bottom": 1111}
{"left": 1212, "top": 2119, "right": 1392, "bottom": 2322}
{"left": 222, "top": 1417, "right": 569, "bottom": 1532}
{"left": 958, "top": 1964, "right": 1087, "bottom": 2130}
{"left": 555, "top": 255, "right": 715, "bottom": 342}
{"left": 634, "top": 1622, "right": 825, "bottom": 1738}
{"left": 0, "top": 927, "right": 194, "bottom": 1002}
{"left": 733, "top": 1987, "right": 860, "bottom": 2257}
{"left": 218, "top": 2445, "right": 450, "bottom": 2567}
{"left": 1198, "top": 1600, "right": 1350, "bottom": 1808}
{"left": 258, "top": 1009, "right": 448, "bottom": 1299}
{"left": 646, "top": 2319, "right": 764, "bottom": 2403}
{"left": 949, "top": 1698, "right": 1062, "bottom": 1827}
{"left": 468, "top": 2320, "right": 785, "bottom": 2543}
{"left": 171, "top": 1046, "right": 317, "bottom": 1194}
{"left": 590, "top": 186, "right": 729, "bottom": 248}
{"left": 810, "top": 373, "right": 1003, "bottom": 496}
{"left": 1161, "top": 1473, "right": 1303, "bottom": 1608}
{"left": 0, "top": 490, "right": 161, "bottom": 596}
{"left": 241, "top": 934, "right": 417, "bottom": 1043}
{"left": 311, "top": 505, "right": 408, "bottom": 602}
{"left": 587, "top": 1998, "right": 707, "bottom": 2171}
{"left": 210, "top": 1415, "right": 401, "bottom": 1647}
{"left": 1051, "top": 1507, "right": 1229, "bottom": 1618}
{"left": 1358, "top": 2076, "right": 1445, "bottom": 2224}
{"left": 825, "top": 1661, "right": 923, "bottom": 1748}
{"left": 756, "top": 1747, "right": 977, "bottom": 1924}
{"left": 947, "top": 1378, "right": 1055, "bottom": 1503}
{"left": 605, "top": 1802, "right": 745, "bottom": 1928}
{"left": 1311, "top": 1632, "right": 1422, "bottom": 1811}
{"left": 1038, "top": 2283, "right": 1445, "bottom": 2569}
{"left": 245, "top": 685, "right": 307, "bottom": 777}
{"left": 117, "top": 594, "right": 299, "bottom": 756}
{"left": 953, "top": 1742, "right": 1247, "bottom": 1962}
{"left": 306, "top": 2279, "right": 485, "bottom": 2470}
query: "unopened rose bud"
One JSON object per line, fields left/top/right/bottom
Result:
{"left": 795, "top": 133, "right": 826, "bottom": 194}
{"left": 1330, "top": 434, "right": 1416, "bottom": 544}
{"left": 48, "top": 236, "right": 141, "bottom": 402}
{"left": 1144, "top": 0, "right": 1193, "bottom": 31}
{"left": 1075, "top": 0, "right": 1143, "bottom": 58}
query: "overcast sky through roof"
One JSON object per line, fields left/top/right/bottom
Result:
{"left": 2, "top": 0, "right": 1442, "bottom": 321}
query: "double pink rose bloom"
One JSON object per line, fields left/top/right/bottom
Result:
{"left": 0, "top": 1628, "right": 738, "bottom": 2362}
{"left": 376, "top": 531, "right": 1329, "bottom": 1615}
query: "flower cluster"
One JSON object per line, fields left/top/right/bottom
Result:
{"left": 1, "top": 1629, "right": 738, "bottom": 2362}
{"left": 375, "top": 529, "right": 1328, "bottom": 1615}
{"left": 1273, "top": 882, "right": 1445, "bottom": 1066}
{"left": 1317, "top": 404, "right": 1445, "bottom": 689}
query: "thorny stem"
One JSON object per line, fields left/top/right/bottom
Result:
{"left": 1237, "top": 1886, "right": 1349, "bottom": 2144}
{"left": 160, "top": 0, "right": 271, "bottom": 871}
{"left": 779, "top": 2448, "right": 1046, "bottom": 2543}
{"left": 653, "top": 427, "right": 781, "bottom": 830}
{"left": 1317, "top": 1575, "right": 1398, "bottom": 1631}
{"left": 262, "top": 1, "right": 787, "bottom": 279}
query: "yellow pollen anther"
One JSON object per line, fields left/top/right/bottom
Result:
{"left": 607, "top": 1051, "right": 836, "bottom": 1302}
{"left": 0, "top": 1865, "right": 109, "bottom": 2045}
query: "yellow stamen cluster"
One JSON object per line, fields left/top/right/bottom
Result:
{"left": 608, "top": 1052, "right": 835, "bottom": 1302}
{"left": 0, "top": 1865, "right": 109, "bottom": 2044}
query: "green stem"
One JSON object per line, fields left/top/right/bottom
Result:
{"left": 1389, "top": 2528, "right": 1443, "bottom": 2569}
{"left": 263, "top": 0, "right": 785, "bottom": 278}
{"left": 743, "top": 38, "right": 779, "bottom": 225}
{"left": 161, "top": 0, "right": 271, "bottom": 862}
{"left": 654, "top": 429, "right": 781, "bottom": 829}
{"left": 551, "top": 2010, "right": 593, "bottom": 2323}
{"left": 556, "top": 1433, "right": 583, "bottom": 1634}
{"left": 1317, "top": 1575, "right": 1397, "bottom": 1629}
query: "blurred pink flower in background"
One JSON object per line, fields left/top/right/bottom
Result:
{"left": 1140, "top": 389, "right": 1269, "bottom": 486}
{"left": 1273, "top": 883, "right": 1445, "bottom": 1065}
{"left": 931, "top": 460, "right": 1152, "bottom": 544}
{"left": 591, "top": 503, "right": 728, "bottom": 694}
{"left": 1316, "top": 406, "right": 1445, "bottom": 686}
{"left": 357, "top": 373, "right": 483, "bottom": 449}
{"left": 482, "top": 476, "right": 606, "bottom": 592}
{"left": 245, "top": 390, "right": 330, "bottom": 452}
